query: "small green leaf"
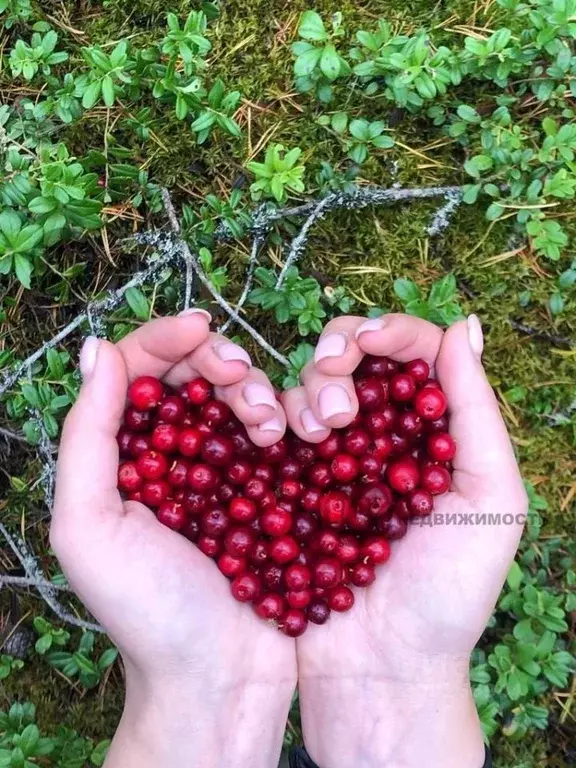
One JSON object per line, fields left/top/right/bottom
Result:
{"left": 125, "top": 287, "right": 149, "bottom": 320}
{"left": 298, "top": 11, "right": 327, "bottom": 41}
{"left": 101, "top": 75, "right": 115, "bottom": 107}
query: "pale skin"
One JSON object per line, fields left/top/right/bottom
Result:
{"left": 52, "top": 309, "right": 527, "bottom": 768}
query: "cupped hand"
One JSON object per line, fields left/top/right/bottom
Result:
{"left": 281, "top": 314, "right": 528, "bottom": 768}
{"left": 51, "top": 311, "right": 294, "bottom": 768}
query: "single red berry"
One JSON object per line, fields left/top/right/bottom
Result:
{"left": 118, "top": 461, "right": 142, "bottom": 492}
{"left": 230, "top": 430, "right": 256, "bottom": 459}
{"left": 201, "top": 507, "right": 230, "bottom": 537}
{"left": 316, "top": 434, "right": 342, "bottom": 461}
{"left": 300, "top": 487, "right": 322, "bottom": 512}
{"left": 226, "top": 460, "right": 252, "bottom": 485}
{"left": 280, "top": 609, "right": 308, "bottom": 637}
{"left": 201, "top": 400, "right": 230, "bottom": 428}
{"left": 225, "top": 527, "right": 255, "bottom": 558}
{"left": 295, "top": 549, "right": 314, "bottom": 568}
{"left": 251, "top": 540, "right": 269, "bottom": 566}
{"left": 124, "top": 407, "right": 151, "bottom": 432}
{"left": 393, "top": 499, "right": 411, "bottom": 520}
{"left": 127, "top": 376, "right": 163, "bottom": 411}
{"left": 141, "top": 480, "right": 170, "bottom": 507}
{"left": 357, "top": 483, "right": 393, "bottom": 518}
{"left": 414, "top": 387, "right": 448, "bottom": 420}
{"left": 390, "top": 432, "right": 411, "bottom": 456}
{"left": 253, "top": 463, "right": 275, "bottom": 484}
{"left": 313, "top": 558, "right": 342, "bottom": 589}
{"left": 387, "top": 458, "right": 420, "bottom": 494}
{"left": 365, "top": 411, "right": 389, "bottom": 436}
{"left": 157, "top": 395, "right": 186, "bottom": 424}
{"left": 427, "top": 433, "right": 456, "bottom": 462}
{"left": 355, "top": 378, "right": 384, "bottom": 411}
{"left": 310, "top": 530, "right": 340, "bottom": 555}
{"left": 117, "top": 428, "right": 133, "bottom": 456}
{"left": 361, "top": 536, "right": 391, "bottom": 565}
{"left": 343, "top": 429, "right": 371, "bottom": 456}
{"left": 129, "top": 434, "right": 151, "bottom": 458}
{"left": 178, "top": 428, "right": 203, "bottom": 458}
{"left": 403, "top": 358, "right": 430, "bottom": 383}
{"left": 244, "top": 477, "right": 267, "bottom": 501}
{"left": 157, "top": 500, "right": 186, "bottom": 531}
{"left": 201, "top": 435, "right": 234, "bottom": 466}
{"left": 307, "top": 599, "right": 330, "bottom": 625}
{"left": 261, "top": 563, "right": 283, "bottom": 591}
{"left": 359, "top": 453, "right": 382, "bottom": 479}
{"left": 287, "top": 590, "right": 312, "bottom": 609}
{"left": 260, "top": 490, "right": 276, "bottom": 508}
{"left": 421, "top": 464, "right": 451, "bottom": 495}
{"left": 319, "top": 491, "right": 351, "bottom": 527}
{"left": 293, "top": 442, "right": 316, "bottom": 466}
{"left": 228, "top": 496, "right": 256, "bottom": 523}
{"left": 396, "top": 411, "right": 423, "bottom": 438}
{"left": 136, "top": 450, "right": 168, "bottom": 480}
{"left": 371, "top": 434, "right": 394, "bottom": 460}
{"left": 378, "top": 514, "right": 408, "bottom": 540}
{"left": 218, "top": 553, "right": 247, "bottom": 578}
{"left": 254, "top": 593, "right": 285, "bottom": 621}
{"left": 182, "top": 519, "right": 200, "bottom": 542}
{"left": 357, "top": 354, "right": 392, "bottom": 379}
{"left": 422, "top": 378, "right": 442, "bottom": 389}
{"left": 269, "top": 535, "right": 299, "bottom": 564}
{"left": 278, "top": 459, "right": 303, "bottom": 479}
{"left": 231, "top": 572, "right": 261, "bottom": 603}
{"left": 328, "top": 585, "right": 355, "bottom": 612}
{"left": 389, "top": 373, "right": 416, "bottom": 402}
{"left": 426, "top": 415, "right": 449, "bottom": 433}
{"left": 182, "top": 490, "right": 207, "bottom": 516}
{"left": 350, "top": 562, "right": 376, "bottom": 587}
{"left": 279, "top": 479, "right": 304, "bottom": 500}
{"left": 261, "top": 507, "right": 292, "bottom": 537}
{"left": 260, "top": 439, "right": 287, "bottom": 463}
{"left": 408, "top": 489, "right": 434, "bottom": 517}
{"left": 292, "top": 513, "right": 318, "bottom": 542}
{"left": 347, "top": 509, "right": 371, "bottom": 532}
{"left": 284, "top": 563, "right": 312, "bottom": 591}
{"left": 187, "top": 463, "right": 220, "bottom": 493}
{"left": 308, "top": 462, "right": 332, "bottom": 489}
{"left": 337, "top": 535, "right": 361, "bottom": 564}
{"left": 187, "top": 377, "right": 212, "bottom": 406}
{"left": 197, "top": 534, "right": 221, "bottom": 558}
{"left": 218, "top": 483, "right": 235, "bottom": 503}
{"left": 151, "top": 423, "right": 179, "bottom": 453}
{"left": 330, "top": 453, "right": 359, "bottom": 482}
{"left": 128, "top": 491, "right": 143, "bottom": 503}
{"left": 196, "top": 422, "right": 213, "bottom": 436}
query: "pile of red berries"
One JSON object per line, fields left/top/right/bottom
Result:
{"left": 117, "top": 355, "right": 455, "bottom": 637}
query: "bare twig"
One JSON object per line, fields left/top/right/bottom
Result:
{"left": 510, "top": 320, "right": 574, "bottom": 348}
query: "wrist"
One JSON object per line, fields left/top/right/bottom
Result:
{"left": 300, "top": 661, "right": 485, "bottom": 768}
{"left": 106, "top": 666, "right": 294, "bottom": 768}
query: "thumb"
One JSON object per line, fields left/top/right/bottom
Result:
{"left": 54, "top": 337, "right": 127, "bottom": 525}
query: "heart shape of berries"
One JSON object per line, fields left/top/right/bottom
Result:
{"left": 116, "top": 356, "right": 455, "bottom": 637}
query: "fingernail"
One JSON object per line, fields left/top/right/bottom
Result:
{"left": 318, "top": 384, "right": 352, "bottom": 420}
{"left": 315, "top": 332, "right": 348, "bottom": 363}
{"left": 355, "top": 317, "right": 386, "bottom": 339}
{"left": 300, "top": 407, "right": 326, "bottom": 434}
{"left": 244, "top": 382, "right": 277, "bottom": 409}
{"left": 258, "top": 415, "right": 283, "bottom": 433}
{"left": 213, "top": 342, "right": 251, "bottom": 367}
{"left": 467, "top": 314, "right": 484, "bottom": 360}
{"left": 178, "top": 308, "right": 212, "bottom": 321}
{"left": 80, "top": 336, "right": 99, "bottom": 379}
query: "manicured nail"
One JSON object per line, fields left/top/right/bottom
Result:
{"left": 258, "top": 415, "right": 283, "bottom": 433}
{"left": 213, "top": 342, "right": 251, "bottom": 367}
{"left": 80, "top": 336, "right": 99, "bottom": 379}
{"left": 178, "top": 308, "right": 212, "bottom": 321}
{"left": 244, "top": 382, "right": 277, "bottom": 409}
{"left": 300, "top": 407, "right": 326, "bottom": 434}
{"left": 318, "top": 384, "right": 352, "bottom": 420}
{"left": 315, "top": 332, "right": 348, "bottom": 363}
{"left": 355, "top": 317, "right": 386, "bottom": 339}
{"left": 467, "top": 314, "right": 484, "bottom": 360}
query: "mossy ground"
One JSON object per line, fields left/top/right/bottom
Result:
{"left": 1, "top": 0, "right": 575, "bottom": 766}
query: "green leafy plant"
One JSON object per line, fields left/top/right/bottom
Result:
{"left": 46, "top": 632, "right": 118, "bottom": 689}
{"left": 393, "top": 275, "right": 465, "bottom": 325}
{"left": 292, "top": 11, "right": 351, "bottom": 102}
{"left": 0, "top": 0, "right": 32, "bottom": 28}
{"left": 318, "top": 112, "right": 394, "bottom": 163}
{"left": 0, "top": 656, "right": 24, "bottom": 681}
{"left": 9, "top": 30, "right": 68, "bottom": 81}
{"left": 33, "top": 617, "right": 71, "bottom": 655}
{"left": 0, "top": 210, "right": 44, "bottom": 288}
{"left": 247, "top": 145, "right": 306, "bottom": 203}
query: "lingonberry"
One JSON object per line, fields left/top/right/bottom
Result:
{"left": 269, "top": 535, "right": 299, "bottom": 564}
{"left": 197, "top": 534, "right": 222, "bottom": 558}
{"left": 292, "top": 513, "right": 318, "bottom": 542}
{"left": 261, "top": 563, "right": 283, "bottom": 591}
{"left": 118, "top": 461, "right": 142, "bottom": 492}
{"left": 278, "top": 459, "right": 303, "bottom": 479}
{"left": 261, "top": 507, "right": 292, "bottom": 537}
{"left": 218, "top": 483, "right": 235, "bottom": 503}
{"left": 124, "top": 407, "right": 151, "bottom": 432}
{"left": 330, "top": 453, "right": 359, "bottom": 482}
{"left": 407, "top": 489, "right": 433, "bottom": 517}
{"left": 359, "top": 454, "right": 382, "bottom": 478}
{"left": 389, "top": 432, "right": 410, "bottom": 456}
{"left": 225, "top": 527, "right": 255, "bottom": 558}
{"left": 300, "top": 487, "right": 322, "bottom": 512}
{"left": 187, "top": 377, "right": 212, "bottom": 406}
{"left": 218, "top": 553, "right": 247, "bottom": 578}
{"left": 253, "top": 464, "right": 275, "bottom": 484}
{"left": 426, "top": 414, "right": 449, "bottom": 433}
{"left": 387, "top": 458, "right": 420, "bottom": 494}
{"left": 142, "top": 480, "right": 171, "bottom": 508}
{"left": 261, "top": 439, "right": 287, "bottom": 463}
{"left": 286, "top": 590, "right": 312, "bottom": 609}
{"left": 393, "top": 499, "right": 411, "bottom": 520}
{"left": 251, "top": 540, "right": 269, "bottom": 566}
{"left": 319, "top": 491, "right": 351, "bottom": 527}
{"left": 187, "top": 463, "right": 220, "bottom": 493}
{"left": 328, "top": 585, "right": 355, "bottom": 612}
{"left": 244, "top": 477, "right": 267, "bottom": 501}
{"left": 358, "top": 355, "right": 390, "bottom": 378}
{"left": 347, "top": 509, "right": 372, "bottom": 532}
{"left": 316, "top": 434, "right": 342, "bottom": 461}
{"left": 231, "top": 430, "right": 255, "bottom": 459}
{"left": 231, "top": 572, "right": 261, "bottom": 603}
{"left": 371, "top": 434, "right": 394, "bottom": 460}
{"left": 136, "top": 450, "right": 168, "bottom": 480}
{"left": 128, "top": 491, "right": 143, "bottom": 503}
{"left": 308, "top": 462, "right": 332, "bottom": 489}
{"left": 337, "top": 535, "right": 361, "bottom": 564}
{"left": 279, "top": 480, "right": 304, "bottom": 500}
{"left": 157, "top": 395, "right": 186, "bottom": 424}
{"left": 293, "top": 442, "right": 316, "bottom": 466}
{"left": 255, "top": 593, "right": 285, "bottom": 621}
{"left": 307, "top": 599, "right": 330, "bottom": 625}
{"left": 128, "top": 376, "right": 163, "bottom": 411}
{"left": 422, "top": 378, "right": 441, "bottom": 389}
{"left": 295, "top": 549, "right": 314, "bottom": 568}
{"left": 355, "top": 378, "right": 384, "bottom": 411}
{"left": 361, "top": 537, "right": 391, "bottom": 565}
{"left": 377, "top": 514, "right": 408, "bottom": 540}
{"left": 284, "top": 563, "right": 311, "bottom": 591}
{"left": 201, "top": 507, "right": 230, "bottom": 537}
{"left": 364, "top": 411, "right": 388, "bottom": 436}
{"left": 344, "top": 429, "right": 371, "bottom": 456}
{"left": 421, "top": 464, "right": 451, "bottom": 495}
{"left": 350, "top": 562, "right": 376, "bottom": 587}
{"left": 414, "top": 387, "right": 448, "bottom": 420}
{"left": 157, "top": 500, "right": 186, "bottom": 531}
{"left": 226, "top": 459, "right": 252, "bottom": 485}
{"left": 390, "top": 373, "right": 416, "bottom": 402}
{"left": 178, "top": 428, "right": 202, "bottom": 458}
{"left": 427, "top": 433, "right": 456, "bottom": 461}
{"left": 117, "top": 428, "right": 133, "bottom": 456}
{"left": 202, "top": 400, "right": 230, "bottom": 428}
{"left": 182, "top": 519, "right": 200, "bottom": 542}
{"left": 357, "top": 483, "right": 393, "bottom": 518}
{"left": 129, "top": 434, "right": 151, "bottom": 458}
{"left": 403, "top": 358, "right": 430, "bottom": 383}
{"left": 151, "top": 423, "right": 179, "bottom": 453}
{"left": 260, "top": 490, "right": 276, "bottom": 508}
{"left": 313, "top": 558, "right": 342, "bottom": 589}
{"left": 201, "top": 435, "right": 234, "bottom": 466}
{"left": 229, "top": 497, "right": 257, "bottom": 523}
{"left": 182, "top": 490, "right": 207, "bottom": 516}
{"left": 280, "top": 609, "right": 308, "bottom": 637}
{"left": 397, "top": 411, "right": 423, "bottom": 438}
